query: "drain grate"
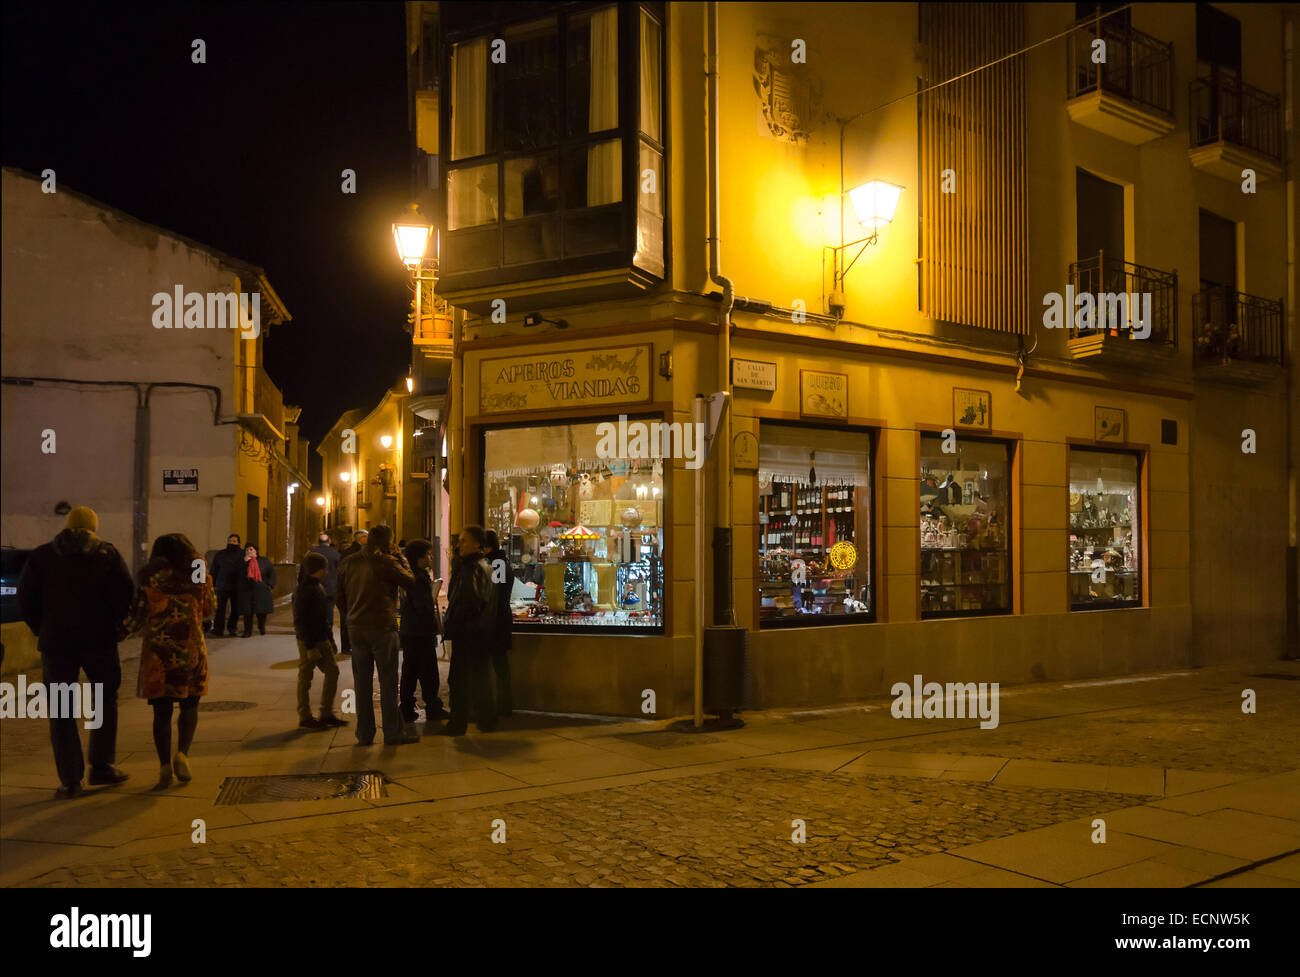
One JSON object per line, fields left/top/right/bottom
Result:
{"left": 1249, "top": 673, "right": 1300, "bottom": 681}
{"left": 612, "top": 730, "right": 722, "bottom": 749}
{"left": 215, "top": 771, "right": 388, "bottom": 805}
{"left": 198, "top": 700, "right": 258, "bottom": 712}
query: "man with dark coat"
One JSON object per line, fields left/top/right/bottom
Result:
{"left": 337, "top": 526, "right": 418, "bottom": 746}
{"left": 483, "top": 530, "right": 515, "bottom": 718}
{"left": 209, "top": 533, "right": 244, "bottom": 637}
{"left": 336, "top": 529, "right": 367, "bottom": 655}
{"left": 17, "top": 506, "right": 134, "bottom": 798}
{"left": 399, "top": 538, "right": 447, "bottom": 731}
{"left": 440, "top": 526, "right": 497, "bottom": 736}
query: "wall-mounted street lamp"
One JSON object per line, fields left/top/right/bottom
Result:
{"left": 826, "top": 178, "right": 903, "bottom": 318}
{"left": 380, "top": 435, "right": 394, "bottom": 450}
{"left": 340, "top": 471, "right": 351, "bottom": 483}
{"left": 405, "top": 368, "right": 414, "bottom": 394}
{"left": 393, "top": 205, "right": 435, "bottom": 269}
{"left": 315, "top": 496, "right": 325, "bottom": 507}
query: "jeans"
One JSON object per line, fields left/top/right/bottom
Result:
{"left": 297, "top": 639, "right": 340, "bottom": 722}
{"left": 214, "top": 590, "right": 237, "bottom": 634}
{"left": 399, "top": 633, "right": 443, "bottom": 717}
{"left": 447, "top": 638, "right": 495, "bottom": 731}
{"left": 349, "top": 627, "right": 405, "bottom": 744}
{"left": 41, "top": 648, "right": 121, "bottom": 787}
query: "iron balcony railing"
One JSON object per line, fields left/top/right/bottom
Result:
{"left": 1067, "top": 251, "right": 1177, "bottom": 347}
{"left": 1192, "top": 286, "right": 1284, "bottom": 368}
{"left": 1067, "top": 17, "right": 1174, "bottom": 118}
{"left": 1189, "top": 73, "right": 1282, "bottom": 161}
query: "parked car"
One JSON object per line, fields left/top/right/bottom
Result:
{"left": 0, "top": 546, "right": 34, "bottom": 624}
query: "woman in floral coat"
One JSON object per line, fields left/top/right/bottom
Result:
{"left": 130, "top": 533, "right": 215, "bottom": 790}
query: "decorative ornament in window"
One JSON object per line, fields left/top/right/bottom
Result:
{"left": 753, "top": 39, "right": 816, "bottom": 145}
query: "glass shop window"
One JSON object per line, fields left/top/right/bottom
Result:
{"left": 758, "top": 424, "right": 874, "bottom": 627}
{"left": 1069, "top": 447, "right": 1142, "bottom": 610}
{"left": 482, "top": 417, "right": 665, "bottom": 632}
{"left": 920, "top": 435, "right": 1012, "bottom": 618}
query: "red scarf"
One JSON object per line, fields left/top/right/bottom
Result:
{"left": 247, "top": 555, "right": 263, "bottom": 583}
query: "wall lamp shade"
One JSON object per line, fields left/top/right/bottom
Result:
{"left": 340, "top": 472, "right": 351, "bottom": 483}
{"left": 380, "top": 435, "right": 394, "bottom": 449}
{"left": 393, "top": 207, "right": 435, "bottom": 266}
{"left": 848, "top": 180, "right": 903, "bottom": 232}
{"left": 315, "top": 496, "right": 326, "bottom": 507}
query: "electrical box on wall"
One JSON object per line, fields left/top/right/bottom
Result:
{"left": 1161, "top": 420, "right": 1178, "bottom": 445}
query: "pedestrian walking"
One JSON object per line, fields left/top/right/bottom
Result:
{"left": 237, "top": 544, "right": 275, "bottom": 637}
{"left": 337, "top": 525, "right": 418, "bottom": 746}
{"left": 483, "top": 530, "right": 515, "bottom": 718}
{"left": 293, "top": 552, "right": 347, "bottom": 731}
{"left": 336, "top": 529, "right": 368, "bottom": 655}
{"left": 210, "top": 533, "right": 244, "bottom": 637}
{"left": 17, "top": 506, "right": 134, "bottom": 799}
{"left": 299, "top": 533, "right": 341, "bottom": 648}
{"left": 399, "top": 539, "right": 447, "bottom": 731}
{"left": 440, "top": 526, "right": 498, "bottom": 736}
{"left": 129, "top": 533, "right": 215, "bottom": 791}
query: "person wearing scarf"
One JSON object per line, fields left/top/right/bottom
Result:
{"left": 237, "top": 544, "right": 276, "bottom": 637}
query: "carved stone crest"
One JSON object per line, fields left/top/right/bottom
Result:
{"left": 753, "top": 40, "right": 815, "bottom": 144}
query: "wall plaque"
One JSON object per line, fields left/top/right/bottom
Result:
{"left": 479, "top": 344, "right": 652, "bottom": 415}
{"left": 799, "top": 370, "right": 848, "bottom": 419}
{"left": 731, "top": 358, "right": 777, "bottom": 392}
{"left": 733, "top": 431, "right": 759, "bottom": 470}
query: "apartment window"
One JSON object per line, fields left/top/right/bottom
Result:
{"left": 1069, "top": 447, "right": 1142, "bottom": 609}
{"left": 442, "top": 3, "right": 665, "bottom": 287}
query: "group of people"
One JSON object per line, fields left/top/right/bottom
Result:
{"left": 16, "top": 503, "right": 517, "bottom": 800}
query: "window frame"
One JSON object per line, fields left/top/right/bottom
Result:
{"left": 1066, "top": 443, "right": 1145, "bottom": 612}
{"left": 755, "top": 420, "right": 878, "bottom": 630}
{"left": 478, "top": 411, "right": 668, "bottom": 637}
{"left": 919, "top": 432, "right": 1016, "bottom": 620}
{"left": 440, "top": 1, "right": 668, "bottom": 290}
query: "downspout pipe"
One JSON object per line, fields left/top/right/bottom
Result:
{"left": 707, "top": 0, "right": 735, "bottom": 627}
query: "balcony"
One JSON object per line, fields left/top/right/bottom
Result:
{"left": 1066, "top": 253, "right": 1177, "bottom": 367}
{"left": 1188, "top": 74, "right": 1282, "bottom": 181}
{"left": 1192, "top": 286, "right": 1284, "bottom": 384}
{"left": 1066, "top": 19, "right": 1174, "bottom": 144}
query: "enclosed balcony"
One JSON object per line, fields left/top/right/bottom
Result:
{"left": 1065, "top": 17, "right": 1174, "bottom": 144}
{"left": 1066, "top": 253, "right": 1177, "bottom": 367}
{"left": 1187, "top": 73, "right": 1282, "bottom": 182}
{"left": 1192, "top": 287, "right": 1284, "bottom": 384}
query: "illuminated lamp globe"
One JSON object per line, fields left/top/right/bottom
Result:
{"left": 848, "top": 180, "right": 903, "bottom": 233}
{"left": 339, "top": 472, "right": 351, "bottom": 483}
{"left": 380, "top": 435, "right": 394, "bottom": 449}
{"left": 393, "top": 205, "right": 434, "bottom": 267}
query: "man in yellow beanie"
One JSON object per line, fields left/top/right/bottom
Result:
{"left": 17, "top": 505, "right": 135, "bottom": 798}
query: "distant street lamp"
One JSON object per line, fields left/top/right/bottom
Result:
{"left": 393, "top": 204, "right": 435, "bottom": 268}
{"left": 340, "top": 471, "right": 351, "bottom": 483}
{"left": 380, "top": 435, "right": 394, "bottom": 450}
{"left": 315, "top": 496, "right": 325, "bottom": 507}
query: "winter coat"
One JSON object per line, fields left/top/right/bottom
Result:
{"left": 236, "top": 556, "right": 276, "bottom": 616}
{"left": 131, "top": 563, "right": 215, "bottom": 700}
{"left": 485, "top": 546, "right": 514, "bottom": 652}
{"left": 210, "top": 544, "right": 245, "bottom": 592}
{"left": 309, "top": 543, "right": 341, "bottom": 600}
{"left": 17, "top": 529, "right": 134, "bottom": 661}
{"left": 293, "top": 577, "right": 333, "bottom": 646}
{"left": 337, "top": 546, "right": 414, "bottom": 632}
{"left": 399, "top": 567, "right": 441, "bottom": 637}
{"left": 442, "top": 552, "right": 496, "bottom": 644}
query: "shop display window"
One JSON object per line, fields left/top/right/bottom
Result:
{"left": 920, "top": 435, "right": 1012, "bottom": 617}
{"left": 758, "top": 424, "right": 873, "bottom": 626}
{"left": 482, "top": 418, "right": 664, "bottom": 631}
{"left": 1069, "top": 447, "right": 1141, "bottom": 610}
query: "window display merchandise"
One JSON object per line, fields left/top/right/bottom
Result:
{"left": 483, "top": 419, "right": 664, "bottom": 630}
{"left": 920, "top": 435, "right": 1010, "bottom": 617}
{"left": 757, "top": 424, "right": 872, "bottom": 625}
{"left": 1069, "top": 448, "right": 1140, "bottom": 609}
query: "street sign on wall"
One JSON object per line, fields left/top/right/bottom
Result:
{"left": 162, "top": 468, "right": 199, "bottom": 492}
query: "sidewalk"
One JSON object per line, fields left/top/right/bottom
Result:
{"left": 2, "top": 605, "right": 1296, "bottom": 887}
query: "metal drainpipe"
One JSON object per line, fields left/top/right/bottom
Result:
{"left": 707, "top": 0, "right": 735, "bottom": 628}
{"left": 1285, "top": 10, "right": 1299, "bottom": 657}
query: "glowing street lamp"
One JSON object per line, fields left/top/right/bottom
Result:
{"left": 380, "top": 435, "right": 394, "bottom": 450}
{"left": 847, "top": 180, "right": 903, "bottom": 233}
{"left": 393, "top": 205, "right": 435, "bottom": 268}
{"left": 315, "top": 496, "right": 326, "bottom": 507}
{"left": 340, "top": 471, "right": 351, "bottom": 483}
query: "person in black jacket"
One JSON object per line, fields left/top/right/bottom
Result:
{"left": 292, "top": 552, "right": 346, "bottom": 731}
{"left": 441, "top": 526, "right": 497, "bottom": 736}
{"left": 209, "top": 534, "right": 243, "bottom": 636}
{"left": 483, "top": 530, "right": 515, "bottom": 718}
{"left": 236, "top": 544, "right": 276, "bottom": 637}
{"left": 399, "top": 539, "right": 447, "bottom": 730}
{"left": 17, "top": 506, "right": 134, "bottom": 798}
{"left": 336, "top": 529, "right": 368, "bottom": 655}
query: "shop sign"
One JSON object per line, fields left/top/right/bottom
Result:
{"left": 732, "top": 358, "right": 777, "bottom": 391}
{"left": 733, "top": 431, "right": 759, "bottom": 470}
{"left": 800, "top": 370, "right": 848, "bottom": 419}
{"left": 952, "top": 387, "right": 992, "bottom": 431}
{"left": 1095, "top": 406, "right": 1126, "bottom": 443}
{"left": 479, "top": 344, "right": 652, "bottom": 415}
{"left": 162, "top": 468, "right": 198, "bottom": 492}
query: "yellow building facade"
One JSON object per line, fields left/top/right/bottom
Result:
{"left": 411, "top": 1, "right": 1298, "bottom": 715}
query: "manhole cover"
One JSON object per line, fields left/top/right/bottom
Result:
{"left": 215, "top": 771, "right": 388, "bottom": 805}
{"left": 1249, "top": 673, "right": 1300, "bottom": 681}
{"left": 612, "top": 730, "right": 722, "bottom": 749}
{"left": 198, "top": 700, "right": 258, "bottom": 712}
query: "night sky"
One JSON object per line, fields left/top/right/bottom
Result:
{"left": 1, "top": 1, "right": 415, "bottom": 474}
